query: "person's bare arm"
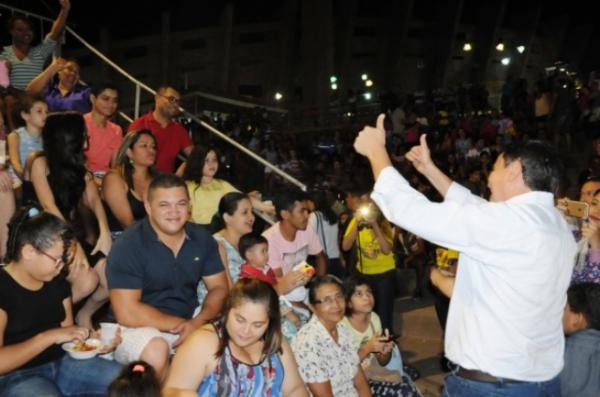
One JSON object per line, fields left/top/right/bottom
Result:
{"left": 47, "top": 0, "right": 71, "bottom": 40}
{"left": 0, "top": 298, "right": 89, "bottom": 374}
{"left": 306, "top": 381, "right": 335, "bottom": 397}
{"left": 370, "top": 222, "right": 393, "bottom": 254}
{"left": 315, "top": 251, "right": 328, "bottom": 276}
{"left": 25, "top": 58, "right": 65, "bottom": 94}
{"left": 102, "top": 172, "right": 135, "bottom": 229}
{"left": 162, "top": 325, "right": 217, "bottom": 397}
{"left": 109, "top": 289, "right": 185, "bottom": 331}
{"left": 280, "top": 339, "right": 309, "bottom": 397}
{"left": 430, "top": 268, "right": 455, "bottom": 298}
{"left": 82, "top": 173, "right": 111, "bottom": 256}
{"left": 342, "top": 220, "right": 358, "bottom": 251}
{"left": 405, "top": 134, "right": 453, "bottom": 197}
{"left": 7, "top": 131, "right": 23, "bottom": 178}
{"left": 30, "top": 157, "right": 64, "bottom": 220}
{"left": 191, "top": 272, "right": 228, "bottom": 326}
{"left": 354, "top": 366, "right": 373, "bottom": 397}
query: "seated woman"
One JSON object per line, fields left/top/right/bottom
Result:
{"left": 102, "top": 130, "right": 157, "bottom": 238}
{"left": 27, "top": 112, "right": 112, "bottom": 328}
{"left": 162, "top": 278, "right": 308, "bottom": 397}
{"left": 342, "top": 277, "right": 422, "bottom": 397}
{"left": 0, "top": 208, "right": 121, "bottom": 396}
{"left": 25, "top": 57, "right": 91, "bottom": 114}
{"left": 182, "top": 145, "right": 274, "bottom": 227}
{"left": 291, "top": 275, "right": 372, "bottom": 397}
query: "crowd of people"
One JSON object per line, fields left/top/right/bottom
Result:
{"left": 0, "top": 2, "right": 600, "bottom": 397}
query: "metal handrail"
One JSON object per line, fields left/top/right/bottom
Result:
{"left": 0, "top": 2, "right": 306, "bottom": 191}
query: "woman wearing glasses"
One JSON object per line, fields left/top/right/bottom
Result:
{"left": 291, "top": 275, "right": 372, "bottom": 397}
{"left": 0, "top": 208, "right": 121, "bottom": 396}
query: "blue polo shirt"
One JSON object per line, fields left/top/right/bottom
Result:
{"left": 107, "top": 218, "right": 223, "bottom": 319}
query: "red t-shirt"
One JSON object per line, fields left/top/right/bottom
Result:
{"left": 84, "top": 112, "right": 123, "bottom": 173}
{"left": 128, "top": 112, "right": 192, "bottom": 173}
{"left": 239, "top": 263, "right": 278, "bottom": 286}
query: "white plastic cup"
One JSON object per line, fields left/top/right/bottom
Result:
{"left": 100, "top": 322, "right": 118, "bottom": 345}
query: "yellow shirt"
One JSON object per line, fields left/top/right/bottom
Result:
{"left": 187, "top": 179, "right": 238, "bottom": 224}
{"left": 344, "top": 217, "right": 395, "bottom": 275}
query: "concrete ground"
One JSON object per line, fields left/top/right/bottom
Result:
{"left": 393, "top": 276, "right": 446, "bottom": 397}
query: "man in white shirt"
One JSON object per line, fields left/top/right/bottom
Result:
{"left": 354, "top": 114, "right": 576, "bottom": 396}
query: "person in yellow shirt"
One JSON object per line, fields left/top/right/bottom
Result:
{"left": 182, "top": 145, "right": 275, "bottom": 226}
{"left": 342, "top": 195, "right": 396, "bottom": 332}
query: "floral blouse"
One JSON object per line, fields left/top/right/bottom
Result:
{"left": 291, "top": 316, "right": 359, "bottom": 397}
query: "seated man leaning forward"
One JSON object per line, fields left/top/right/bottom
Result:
{"left": 106, "top": 174, "right": 228, "bottom": 380}
{"left": 354, "top": 115, "right": 576, "bottom": 396}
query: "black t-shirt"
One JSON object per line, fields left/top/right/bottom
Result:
{"left": 0, "top": 268, "right": 70, "bottom": 370}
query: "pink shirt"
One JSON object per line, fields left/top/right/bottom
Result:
{"left": 84, "top": 112, "right": 123, "bottom": 173}
{"left": 262, "top": 222, "right": 323, "bottom": 302}
{"left": 262, "top": 222, "right": 323, "bottom": 273}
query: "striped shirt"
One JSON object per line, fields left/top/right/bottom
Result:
{"left": 1, "top": 37, "right": 56, "bottom": 90}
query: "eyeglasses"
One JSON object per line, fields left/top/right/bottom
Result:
{"left": 37, "top": 249, "right": 64, "bottom": 269}
{"left": 159, "top": 94, "right": 181, "bottom": 105}
{"left": 314, "top": 293, "right": 345, "bottom": 306}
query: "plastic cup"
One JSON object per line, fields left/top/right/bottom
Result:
{"left": 100, "top": 322, "right": 118, "bottom": 345}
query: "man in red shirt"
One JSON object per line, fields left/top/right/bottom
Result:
{"left": 128, "top": 86, "right": 193, "bottom": 173}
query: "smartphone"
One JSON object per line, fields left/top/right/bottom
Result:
{"left": 384, "top": 333, "right": 399, "bottom": 342}
{"left": 566, "top": 200, "right": 589, "bottom": 219}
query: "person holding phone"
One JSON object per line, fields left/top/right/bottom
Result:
{"left": 341, "top": 277, "right": 422, "bottom": 397}
{"left": 571, "top": 189, "right": 600, "bottom": 284}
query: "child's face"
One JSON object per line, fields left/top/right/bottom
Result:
{"left": 349, "top": 284, "right": 374, "bottom": 314}
{"left": 563, "top": 303, "right": 588, "bottom": 335}
{"left": 22, "top": 101, "right": 48, "bottom": 131}
{"left": 245, "top": 243, "right": 269, "bottom": 268}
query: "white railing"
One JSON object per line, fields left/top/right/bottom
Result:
{"left": 0, "top": 3, "right": 306, "bottom": 192}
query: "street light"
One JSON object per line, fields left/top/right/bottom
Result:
{"left": 364, "top": 92, "right": 372, "bottom": 100}
{"left": 330, "top": 75, "right": 337, "bottom": 83}
{"left": 274, "top": 92, "right": 283, "bottom": 101}
{"left": 496, "top": 40, "right": 504, "bottom": 52}
{"left": 361, "top": 73, "right": 368, "bottom": 81}
{"left": 331, "top": 83, "right": 338, "bottom": 90}
{"left": 501, "top": 57, "right": 510, "bottom": 66}
{"left": 365, "top": 79, "right": 373, "bottom": 87}
{"left": 516, "top": 45, "right": 525, "bottom": 54}
{"left": 463, "top": 42, "right": 472, "bottom": 52}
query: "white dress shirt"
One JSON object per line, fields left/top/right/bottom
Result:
{"left": 372, "top": 166, "right": 576, "bottom": 381}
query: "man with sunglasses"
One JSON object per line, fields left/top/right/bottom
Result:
{"left": 128, "top": 85, "right": 193, "bottom": 173}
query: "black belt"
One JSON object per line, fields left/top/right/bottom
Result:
{"left": 457, "top": 367, "right": 524, "bottom": 384}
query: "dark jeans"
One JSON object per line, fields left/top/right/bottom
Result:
{"left": 443, "top": 371, "right": 561, "bottom": 397}
{"left": 358, "top": 269, "right": 396, "bottom": 332}
{"left": 0, "top": 354, "right": 122, "bottom": 397}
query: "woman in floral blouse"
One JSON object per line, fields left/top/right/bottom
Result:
{"left": 291, "top": 275, "right": 372, "bottom": 397}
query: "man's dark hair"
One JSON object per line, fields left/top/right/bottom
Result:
{"left": 307, "top": 275, "right": 344, "bottom": 305}
{"left": 274, "top": 190, "right": 307, "bottom": 220}
{"left": 238, "top": 233, "right": 268, "bottom": 261}
{"left": 503, "top": 141, "right": 563, "bottom": 194}
{"left": 156, "top": 85, "right": 179, "bottom": 96}
{"left": 91, "top": 81, "right": 119, "bottom": 97}
{"left": 147, "top": 174, "right": 188, "bottom": 201}
{"left": 567, "top": 283, "right": 600, "bottom": 331}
